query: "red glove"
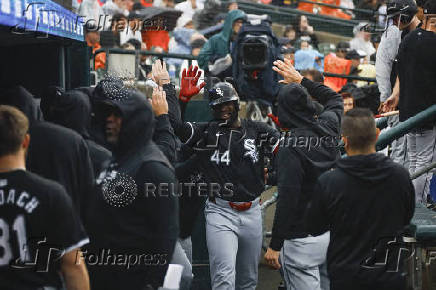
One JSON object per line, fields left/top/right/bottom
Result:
{"left": 179, "top": 65, "right": 206, "bottom": 103}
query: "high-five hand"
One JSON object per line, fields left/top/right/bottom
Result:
{"left": 152, "top": 60, "right": 170, "bottom": 87}
{"left": 179, "top": 65, "right": 206, "bottom": 103}
{"left": 273, "top": 59, "right": 303, "bottom": 85}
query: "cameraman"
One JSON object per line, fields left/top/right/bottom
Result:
{"left": 197, "top": 9, "right": 246, "bottom": 80}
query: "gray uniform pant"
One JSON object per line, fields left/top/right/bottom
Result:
{"left": 407, "top": 126, "right": 436, "bottom": 204}
{"left": 205, "top": 197, "right": 262, "bottom": 290}
{"left": 388, "top": 115, "right": 409, "bottom": 169}
{"left": 280, "top": 232, "right": 330, "bottom": 290}
{"left": 170, "top": 239, "right": 193, "bottom": 290}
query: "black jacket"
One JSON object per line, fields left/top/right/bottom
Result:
{"left": 270, "top": 78, "right": 343, "bottom": 250}
{"left": 306, "top": 153, "right": 415, "bottom": 289}
{"left": 41, "top": 87, "right": 112, "bottom": 176}
{"left": 85, "top": 79, "right": 179, "bottom": 290}
{"left": 0, "top": 86, "right": 95, "bottom": 217}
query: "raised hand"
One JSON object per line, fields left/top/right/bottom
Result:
{"left": 273, "top": 59, "right": 303, "bottom": 85}
{"left": 152, "top": 60, "right": 170, "bottom": 87}
{"left": 179, "top": 65, "right": 206, "bottom": 103}
{"left": 151, "top": 87, "right": 168, "bottom": 116}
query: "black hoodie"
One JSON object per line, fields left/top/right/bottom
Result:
{"left": 85, "top": 79, "right": 179, "bottom": 290}
{"left": 270, "top": 77, "right": 343, "bottom": 250}
{"left": 41, "top": 87, "right": 112, "bottom": 176}
{"left": 0, "top": 86, "right": 94, "bottom": 217}
{"left": 306, "top": 153, "right": 415, "bottom": 289}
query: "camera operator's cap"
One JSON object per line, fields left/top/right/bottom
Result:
{"left": 345, "top": 49, "right": 366, "bottom": 60}
{"left": 208, "top": 82, "right": 239, "bottom": 107}
{"left": 281, "top": 47, "right": 296, "bottom": 54}
{"left": 353, "top": 22, "right": 370, "bottom": 35}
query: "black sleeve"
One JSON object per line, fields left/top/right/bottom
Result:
{"left": 78, "top": 139, "right": 96, "bottom": 222}
{"left": 404, "top": 172, "right": 415, "bottom": 225}
{"left": 162, "top": 83, "right": 194, "bottom": 142}
{"left": 138, "top": 162, "right": 179, "bottom": 288}
{"left": 305, "top": 178, "right": 330, "bottom": 236}
{"left": 270, "top": 149, "right": 303, "bottom": 251}
{"left": 301, "top": 77, "right": 344, "bottom": 133}
{"left": 49, "top": 184, "right": 89, "bottom": 254}
{"left": 153, "top": 114, "right": 176, "bottom": 164}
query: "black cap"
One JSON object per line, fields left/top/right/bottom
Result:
{"left": 346, "top": 50, "right": 365, "bottom": 60}
{"left": 336, "top": 41, "right": 350, "bottom": 52}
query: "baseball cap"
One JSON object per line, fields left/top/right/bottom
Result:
{"left": 345, "top": 50, "right": 366, "bottom": 60}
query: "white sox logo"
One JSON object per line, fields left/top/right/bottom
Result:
{"left": 216, "top": 88, "right": 224, "bottom": 97}
{"left": 244, "top": 139, "right": 259, "bottom": 163}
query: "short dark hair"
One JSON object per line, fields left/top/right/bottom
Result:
{"left": 301, "top": 69, "right": 324, "bottom": 83}
{"left": 341, "top": 108, "right": 377, "bottom": 151}
{"left": 0, "top": 105, "right": 29, "bottom": 157}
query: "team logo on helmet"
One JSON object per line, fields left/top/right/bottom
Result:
{"left": 101, "top": 171, "right": 138, "bottom": 207}
{"left": 216, "top": 88, "right": 224, "bottom": 97}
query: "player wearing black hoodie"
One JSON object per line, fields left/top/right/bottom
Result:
{"left": 40, "top": 87, "right": 111, "bottom": 176}
{"left": 0, "top": 86, "right": 94, "bottom": 218}
{"left": 84, "top": 78, "right": 179, "bottom": 290}
{"left": 265, "top": 59, "right": 343, "bottom": 290}
{"left": 306, "top": 108, "right": 415, "bottom": 290}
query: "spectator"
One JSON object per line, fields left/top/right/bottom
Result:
{"left": 383, "top": 0, "right": 436, "bottom": 204}
{"left": 306, "top": 108, "right": 415, "bottom": 290}
{"left": 179, "top": 37, "right": 207, "bottom": 83}
{"left": 197, "top": 9, "right": 246, "bottom": 78}
{"left": 350, "top": 22, "right": 376, "bottom": 60}
{"left": 345, "top": 49, "right": 365, "bottom": 78}
{"left": 294, "top": 45, "right": 324, "bottom": 71}
{"left": 119, "top": 14, "right": 143, "bottom": 46}
{"left": 193, "top": 0, "right": 224, "bottom": 30}
{"left": 227, "top": 0, "right": 238, "bottom": 11}
{"left": 283, "top": 24, "right": 297, "bottom": 45}
{"left": 341, "top": 92, "right": 355, "bottom": 113}
{"left": 323, "top": 42, "right": 352, "bottom": 92}
{"left": 175, "top": 0, "right": 204, "bottom": 28}
{"left": 292, "top": 15, "right": 319, "bottom": 49}
{"left": 355, "top": 0, "right": 379, "bottom": 21}
{"left": 282, "top": 47, "right": 296, "bottom": 65}
{"left": 103, "top": 0, "right": 128, "bottom": 16}
{"left": 84, "top": 24, "right": 106, "bottom": 70}
{"left": 168, "top": 21, "right": 197, "bottom": 69}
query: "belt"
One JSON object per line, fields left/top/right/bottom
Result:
{"left": 209, "top": 196, "right": 260, "bottom": 212}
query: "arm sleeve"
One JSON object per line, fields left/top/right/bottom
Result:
{"left": 301, "top": 77, "right": 344, "bottom": 132}
{"left": 269, "top": 150, "right": 303, "bottom": 251}
{"left": 375, "top": 28, "right": 401, "bottom": 102}
{"left": 197, "top": 39, "right": 213, "bottom": 71}
{"left": 153, "top": 114, "right": 177, "bottom": 164}
{"left": 49, "top": 185, "right": 89, "bottom": 254}
{"left": 162, "top": 83, "right": 197, "bottom": 142}
{"left": 78, "top": 139, "right": 95, "bottom": 221}
{"left": 139, "top": 162, "right": 179, "bottom": 288}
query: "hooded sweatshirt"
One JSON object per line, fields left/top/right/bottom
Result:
{"left": 197, "top": 9, "right": 246, "bottom": 71}
{"left": 306, "top": 153, "right": 415, "bottom": 288}
{"left": 0, "top": 86, "right": 94, "bottom": 217}
{"left": 270, "top": 77, "right": 343, "bottom": 250}
{"left": 41, "top": 87, "right": 112, "bottom": 176}
{"left": 85, "top": 79, "right": 179, "bottom": 290}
